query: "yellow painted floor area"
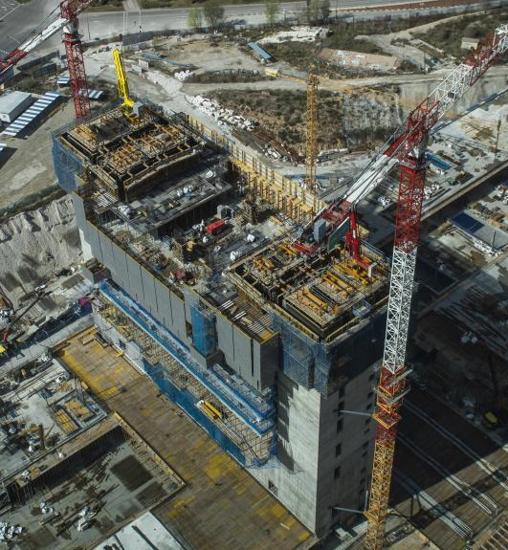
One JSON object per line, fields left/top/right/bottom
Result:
{"left": 57, "top": 331, "right": 313, "bottom": 550}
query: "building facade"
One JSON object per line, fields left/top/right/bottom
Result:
{"left": 52, "top": 104, "right": 387, "bottom": 537}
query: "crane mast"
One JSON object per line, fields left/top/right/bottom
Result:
{"left": 113, "top": 48, "right": 135, "bottom": 110}
{"left": 0, "top": 0, "right": 95, "bottom": 120}
{"left": 61, "top": 0, "right": 92, "bottom": 119}
{"left": 364, "top": 24, "right": 508, "bottom": 550}
{"left": 305, "top": 70, "right": 319, "bottom": 191}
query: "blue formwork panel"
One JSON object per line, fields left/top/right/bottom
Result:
{"left": 191, "top": 304, "right": 217, "bottom": 356}
{"left": 52, "top": 134, "right": 83, "bottom": 192}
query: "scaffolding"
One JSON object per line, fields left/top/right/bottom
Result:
{"left": 96, "top": 282, "right": 277, "bottom": 466}
{"left": 52, "top": 135, "right": 83, "bottom": 193}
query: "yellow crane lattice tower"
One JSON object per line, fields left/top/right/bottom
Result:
{"left": 113, "top": 48, "right": 134, "bottom": 110}
{"left": 305, "top": 70, "right": 319, "bottom": 191}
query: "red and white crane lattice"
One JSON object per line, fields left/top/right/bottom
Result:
{"left": 0, "top": 0, "right": 94, "bottom": 119}
{"left": 319, "top": 25, "right": 508, "bottom": 550}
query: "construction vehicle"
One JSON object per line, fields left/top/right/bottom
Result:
{"left": 112, "top": 48, "right": 134, "bottom": 110}
{"left": 0, "top": 0, "right": 96, "bottom": 120}
{"left": 197, "top": 399, "right": 223, "bottom": 421}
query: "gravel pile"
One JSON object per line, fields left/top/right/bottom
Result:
{"left": 0, "top": 196, "right": 82, "bottom": 306}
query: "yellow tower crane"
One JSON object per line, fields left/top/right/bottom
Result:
{"left": 305, "top": 69, "right": 319, "bottom": 191}
{"left": 112, "top": 48, "right": 134, "bottom": 110}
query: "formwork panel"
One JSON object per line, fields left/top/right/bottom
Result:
{"left": 154, "top": 278, "right": 173, "bottom": 329}
{"left": 169, "top": 292, "right": 187, "bottom": 342}
{"left": 111, "top": 241, "right": 130, "bottom": 291}
{"left": 85, "top": 222, "right": 103, "bottom": 264}
{"left": 191, "top": 304, "right": 217, "bottom": 357}
{"left": 217, "top": 314, "right": 235, "bottom": 371}
{"left": 71, "top": 193, "right": 87, "bottom": 228}
{"left": 253, "top": 335, "right": 279, "bottom": 390}
{"left": 98, "top": 231, "right": 115, "bottom": 282}
{"left": 125, "top": 254, "right": 145, "bottom": 305}
{"left": 183, "top": 287, "right": 199, "bottom": 323}
{"left": 234, "top": 326, "right": 254, "bottom": 386}
{"left": 140, "top": 265, "right": 158, "bottom": 318}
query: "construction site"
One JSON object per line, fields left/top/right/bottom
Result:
{"left": 0, "top": 350, "right": 186, "bottom": 547}
{"left": 1, "top": 0, "right": 508, "bottom": 549}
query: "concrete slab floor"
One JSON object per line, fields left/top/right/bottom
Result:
{"left": 1, "top": 437, "right": 178, "bottom": 549}
{"left": 57, "top": 330, "right": 314, "bottom": 550}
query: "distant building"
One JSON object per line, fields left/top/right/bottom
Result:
{"left": 0, "top": 91, "right": 33, "bottom": 123}
{"left": 247, "top": 42, "right": 273, "bottom": 64}
{"left": 319, "top": 48, "right": 400, "bottom": 72}
{"left": 461, "top": 36, "right": 480, "bottom": 51}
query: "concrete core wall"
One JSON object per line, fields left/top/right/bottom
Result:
{"left": 72, "top": 192, "right": 379, "bottom": 539}
{"left": 250, "top": 362, "right": 376, "bottom": 537}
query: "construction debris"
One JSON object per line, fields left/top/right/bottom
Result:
{"left": 190, "top": 95, "right": 256, "bottom": 131}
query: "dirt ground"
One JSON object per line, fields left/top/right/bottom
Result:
{"left": 156, "top": 38, "right": 261, "bottom": 73}
{"left": 208, "top": 87, "right": 402, "bottom": 153}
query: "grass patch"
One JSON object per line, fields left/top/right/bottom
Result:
{"left": 87, "top": 0, "right": 123, "bottom": 10}
{"left": 268, "top": 42, "right": 319, "bottom": 72}
{"left": 323, "top": 13, "right": 448, "bottom": 48}
{"left": 267, "top": 41, "right": 410, "bottom": 78}
{"left": 186, "top": 69, "right": 269, "bottom": 83}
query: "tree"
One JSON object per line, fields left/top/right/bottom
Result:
{"left": 203, "top": 1, "right": 225, "bottom": 30}
{"left": 307, "top": 0, "right": 320, "bottom": 24}
{"left": 188, "top": 7, "right": 203, "bottom": 31}
{"left": 319, "top": 0, "right": 330, "bottom": 22}
{"left": 264, "top": 0, "right": 280, "bottom": 27}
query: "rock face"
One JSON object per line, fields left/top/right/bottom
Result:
{"left": 0, "top": 196, "right": 82, "bottom": 303}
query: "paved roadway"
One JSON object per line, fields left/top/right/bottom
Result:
{"left": 78, "top": 0, "right": 500, "bottom": 42}
{"left": 0, "top": 0, "right": 495, "bottom": 59}
{"left": 0, "top": 0, "right": 58, "bottom": 56}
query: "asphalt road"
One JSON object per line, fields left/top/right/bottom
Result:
{"left": 0, "top": 0, "right": 57, "bottom": 56}
{"left": 76, "top": 0, "right": 488, "bottom": 42}
{"left": 0, "top": 0, "right": 491, "bottom": 59}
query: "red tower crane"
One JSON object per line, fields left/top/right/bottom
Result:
{"left": 0, "top": 0, "right": 95, "bottom": 120}
{"left": 292, "top": 22, "right": 507, "bottom": 549}
{"left": 364, "top": 25, "right": 508, "bottom": 549}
